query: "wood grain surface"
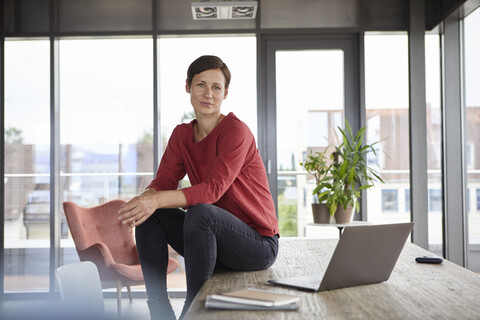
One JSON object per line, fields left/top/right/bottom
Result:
{"left": 183, "top": 238, "right": 480, "bottom": 320}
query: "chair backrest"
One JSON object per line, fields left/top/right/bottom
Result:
{"left": 63, "top": 200, "right": 139, "bottom": 265}
{"left": 55, "top": 261, "right": 105, "bottom": 316}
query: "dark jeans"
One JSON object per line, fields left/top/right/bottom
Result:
{"left": 135, "top": 203, "right": 279, "bottom": 313}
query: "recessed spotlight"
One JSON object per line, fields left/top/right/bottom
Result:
{"left": 191, "top": 1, "right": 258, "bottom": 20}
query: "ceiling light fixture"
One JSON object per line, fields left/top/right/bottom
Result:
{"left": 191, "top": 1, "right": 258, "bottom": 20}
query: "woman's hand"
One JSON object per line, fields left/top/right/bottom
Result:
{"left": 118, "top": 189, "right": 159, "bottom": 228}
{"left": 118, "top": 189, "right": 187, "bottom": 229}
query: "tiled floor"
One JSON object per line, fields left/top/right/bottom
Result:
{"left": 0, "top": 296, "right": 185, "bottom": 320}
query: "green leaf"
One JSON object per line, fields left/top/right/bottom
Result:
{"left": 358, "top": 184, "right": 373, "bottom": 190}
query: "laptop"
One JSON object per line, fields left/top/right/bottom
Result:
{"left": 268, "top": 222, "right": 414, "bottom": 292}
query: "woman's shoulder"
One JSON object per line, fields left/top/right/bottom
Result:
{"left": 173, "top": 120, "right": 194, "bottom": 135}
{"left": 222, "top": 113, "right": 250, "bottom": 132}
{"left": 218, "top": 113, "right": 254, "bottom": 142}
{"left": 166, "top": 121, "right": 194, "bottom": 145}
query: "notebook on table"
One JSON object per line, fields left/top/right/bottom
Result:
{"left": 205, "top": 295, "right": 299, "bottom": 310}
{"left": 206, "top": 288, "right": 300, "bottom": 310}
{"left": 268, "top": 222, "right": 414, "bottom": 292}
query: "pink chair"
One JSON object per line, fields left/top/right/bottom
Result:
{"left": 63, "top": 200, "right": 179, "bottom": 316}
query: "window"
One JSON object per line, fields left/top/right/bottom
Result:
{"left": 3, "top": 35, "right": 258, "bottom": 294}
{"left": 365, "top": 33, "right": 410, "bottom": 223}
{"left": 467, "top": 189, "right": 470, "bottom": 214}
{"left": 425, "top": 33, "right": 443, "bottom": 253}
{"left": 382, "top": 189, "right": 398, "bottom": 212}
{"left": 405, "top": 189, "right": 410, "bottom": 212}
{"left": 275, "top": 48, "right": 344, "bottom": 237}
{"left": 466, "top": 142, "right": 475, "bottom": 170}
{"left": 465, "top": 8, "right": 480, "bottom": 249}
{"left": 60, "top": 38, "right": 154, "bottom": 207}
{"left": 476, "top": 189, "right": 480, "bottom": 212}
{"left": 428, "top": 189, "right": 442, "bottom": 212}
{"left": 58, "top": 38, "right": 155, "bottom": 291}
{"left": 4, "top": 39, "right": 50, "bottom": 292}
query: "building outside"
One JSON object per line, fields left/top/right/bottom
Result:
{"left": 279, "top": 106, "right": 480, "bottom": 252}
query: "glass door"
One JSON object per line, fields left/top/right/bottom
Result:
{"left": 261, "top": 36, "right": 360, "bottom": 237}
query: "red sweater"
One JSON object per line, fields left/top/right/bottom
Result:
{"left": 147, "top": 113, "right": 279, "bottom": 237}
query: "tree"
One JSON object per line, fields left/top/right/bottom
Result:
{"left": 5, "top": 127, "right": 24, "bottom": 144}
{"left": 278, "top": 194, "right": 298, "bottom": 237}
{"left": 137, "top": 130, "right": 153, "bottom": 143}
{"left": 291, "top": 152, "right": 296, "bottom": 171}
{"left": 181, "top": 111, "right": 196, "bottom": 123}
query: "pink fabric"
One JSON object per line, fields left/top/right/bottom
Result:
{"left": 63, "top": 200, "right": 179, "bottom": 285}
{"left": 148, "top": 113, "right": 279, "bottom": 237}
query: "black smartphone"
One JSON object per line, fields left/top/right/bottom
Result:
{"left": 415, "top": 254, "right": 443, "bottom": 264}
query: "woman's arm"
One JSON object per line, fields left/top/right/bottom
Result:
{"left": 119, "top": 125, "right": 188, "bottom": 228}
{"left": 117, "top": 188, "right": 187, "bottom": 227}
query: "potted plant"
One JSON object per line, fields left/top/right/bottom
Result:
{"left": 313, "top": 120, "right": 383, "bottom": 223}
{"left": 300, "top": 148, "right": 332, "bottom": 223}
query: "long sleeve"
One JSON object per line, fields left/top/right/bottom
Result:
{"left": 147, "top": 113, "right": 278, "bottom": 237}
{"left": 181, "top": 121, "right": 252, "bottom": 205}
{"left": 147, "top": 128, "right": 186, "bottom": 192}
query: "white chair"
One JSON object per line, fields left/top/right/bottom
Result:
{"left": 55, "top": 261, "right": 106, "bottom": 318}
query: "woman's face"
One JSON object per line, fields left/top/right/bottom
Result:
{"left": 186, "top": 68, "right": 228, "bottom": 118}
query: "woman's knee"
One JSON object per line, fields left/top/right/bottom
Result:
{"left": 136, "top": 208, "right": 181, "bottom": 237}
{"left": 136, "top": 208, "right": 185, "bottom": 252}
{"left": 184, "top": 204, "right": 217, "bottom": 229}
{"left": 136, "top": 208, "right": 161, "bottom": 231}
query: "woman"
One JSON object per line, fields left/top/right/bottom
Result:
{"left": 118, "top": 55, "right": 279, "bottom": 320}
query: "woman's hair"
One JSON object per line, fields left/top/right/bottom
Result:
{"left": 187, "top": 55, "right": 231, "bottom": 88}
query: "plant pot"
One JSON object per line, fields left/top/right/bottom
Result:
{"left": 312, "top": 203, "right": 331, "bottom": 224}
{"left": 334, "top": 204, "right": 354, "bottom": 224}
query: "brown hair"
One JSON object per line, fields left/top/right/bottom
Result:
{"left": 186, "top": 55, "right": 231, "bottom": 88}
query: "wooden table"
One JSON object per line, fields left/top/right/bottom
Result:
{"left": 183, "top": 238, "right": 480, "bottom": 320}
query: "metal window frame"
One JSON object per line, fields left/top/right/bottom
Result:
{"left": 49, "top": 0, "right": 61, "bottom": 295}
{"left": 408, "top": 0, "right": 429, "bottom": 249}
{"left": 0, "top": 0, "right": 5, "bottom": 296}
{"left": 259, "top": 33, "right": 362, "bottom": 218}
{"left": 442, "top": 11, "right": 468, "bottom": 267}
